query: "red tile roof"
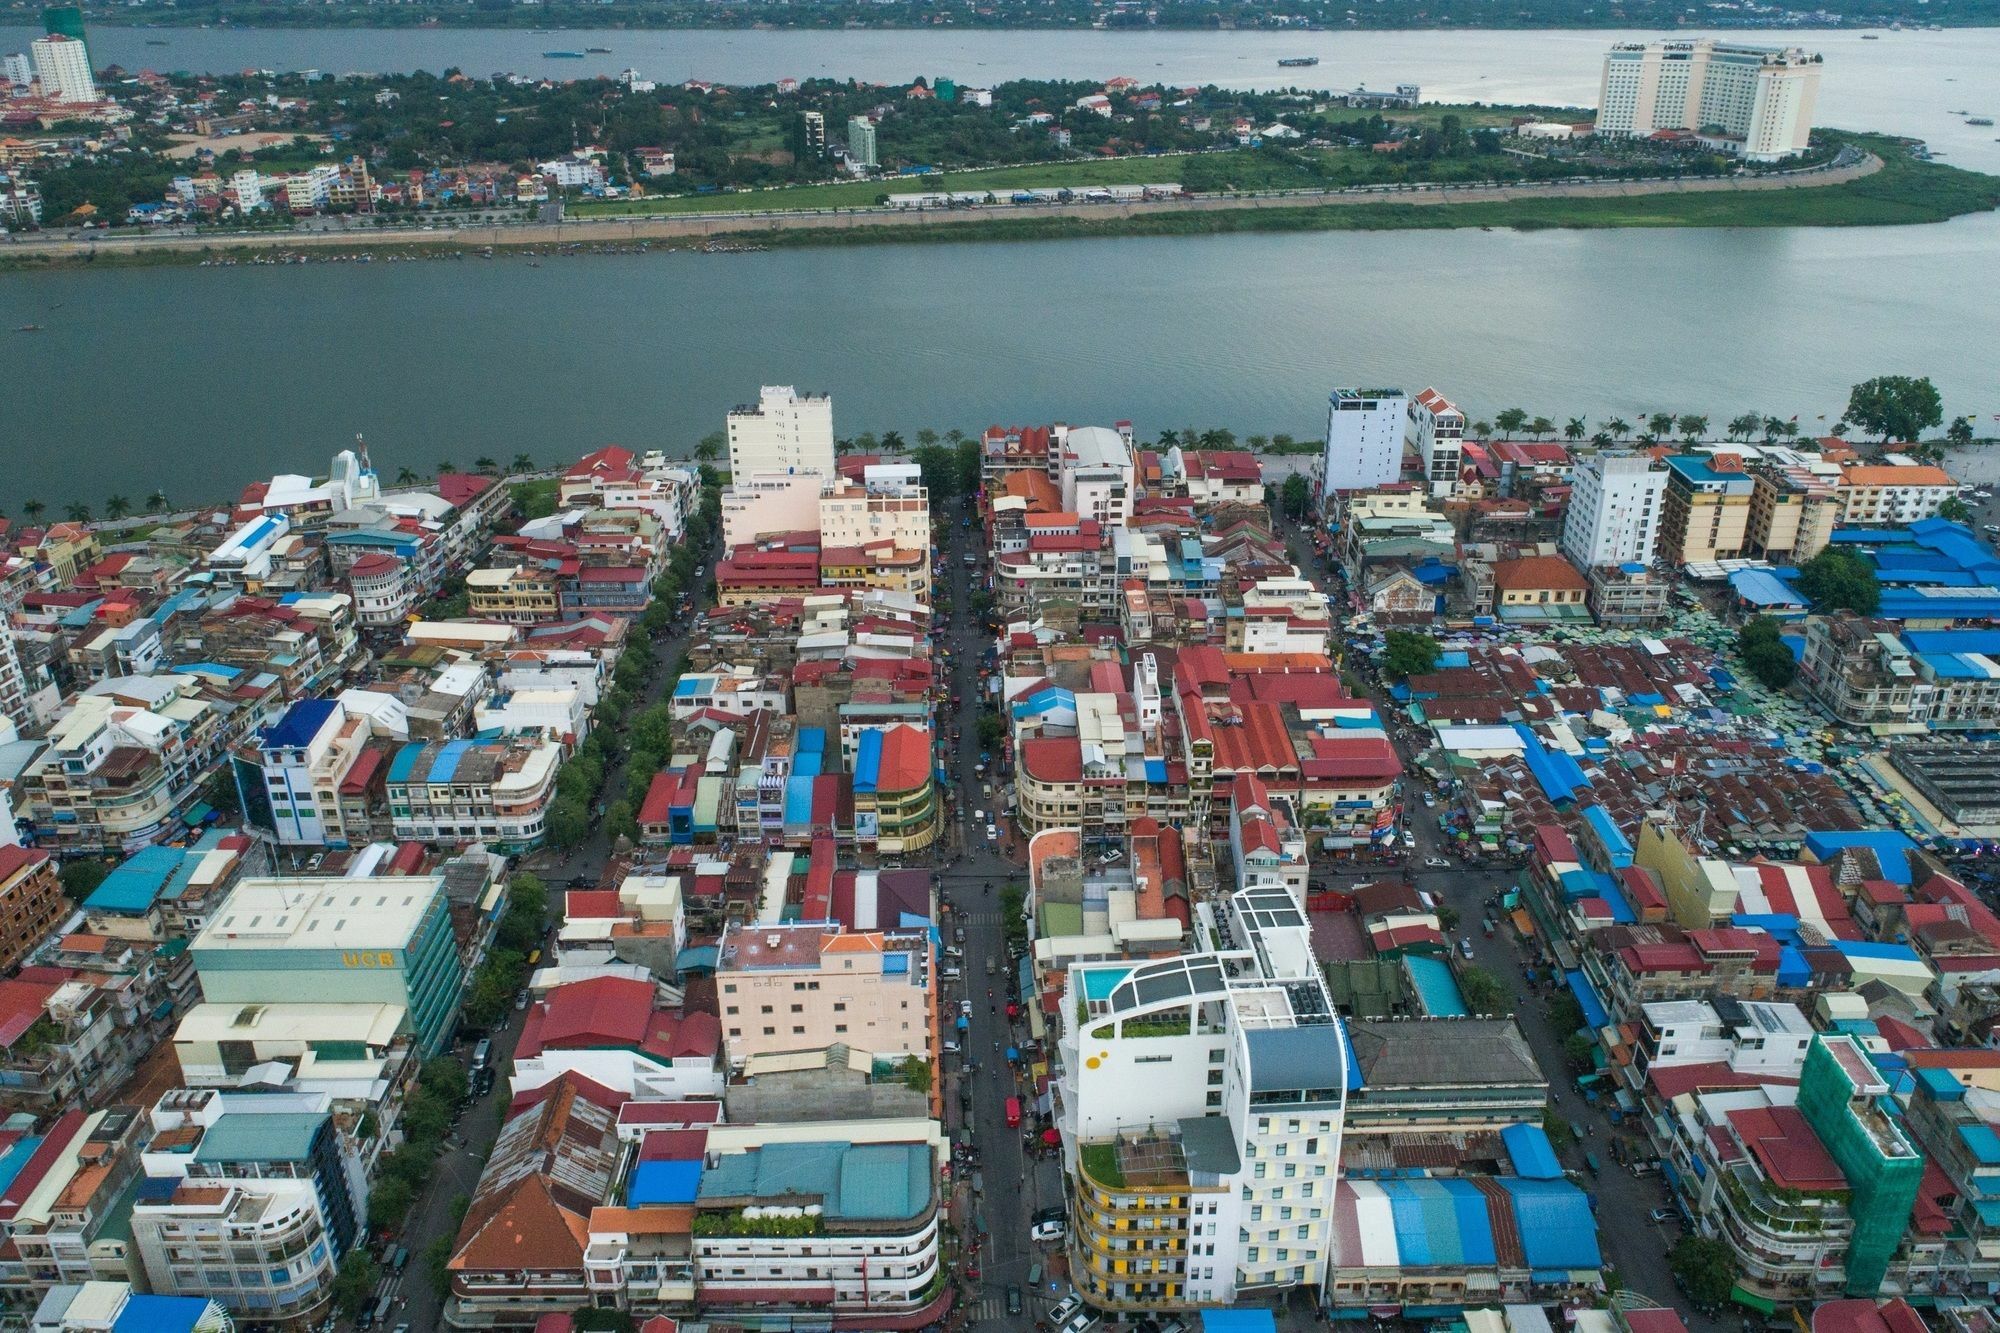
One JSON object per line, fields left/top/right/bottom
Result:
{"left": 1726, "top": 1105, "right": 1843, "bottom": 1192}
{"left": 1021, "top": 737, "right": 1083, "bottom": 784}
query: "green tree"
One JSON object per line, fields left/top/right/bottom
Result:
{"left": 1940, "top": 495, "right": 1973, "bottom": 524}
{"left": 695, "top": 431, "right": 724, "bottom": 462}
{"left": 367, "top": 1175, "right": 416, "bottom": 1232}
{"left": 1528, "top": 416, "right": 1555, "bottom": 441}
{"left": 21, "top": 500, "right": 44, "bottom": 522}
{"left": 1382, "top": 630, "right": 1441, "bottom": 680}
{"left": 605, "top": 798, "right": 638, "bottom": 845}
{"left": 64, "top": 502, "right": 91, "bottom": 524}
{"left": 1494, "top": 407, "right": 1528, "bottom": 437}
{"left": 332, "top": 1250, "right": 382, "bottom": 1319}
{"left": 423, "top": 1231, "right": 457, "bottom": 1299}
{"left": 146, "top": 491, "right": 170, "bottom": 513}
{"left": 1563, "top": 417, "right": 1586, "bottom": 444}
{"left": 105, "top": 495, "right": 131, "bottom": 520}
{"left": 511, "top": 452, "right": 535, "bottom": 473}
{"left": 910, "top": 442, "right": 961, "bottom": 508}
{"left": 572, "top": 1310, "right": 639, "bottom": 1333}
{"left": 1737, "top": 616, "right": 1798, "bottom": 691}
{"left": 437, "top": 460, "right": 458, "bottom": 475}
{"left": 1797, "top": 547, "right": 1881, "bottom": 615}
{"left": 900, "top": 1055, "right": 933, "bottom": 1094}
{"left": 1647, "top": 411, "right": 1676, "bottom": 438}
{"left": 977, "top": 714, "right": 1007, "bottom": 748}
{"left": 58, "top": 858, "right": 112, "bottom": 901}
{"left": 1946, "top": 415, "right": 1977, "bottom": 449}
{"left": 1279, "top": 473, "right": 1311, "bottom": 520}
{"left": 1677, "top": 413, "right": 1710, "bottom": 443}
{"left": 1562, "top": 1031, "right": 1597, "bottom": 1072}
{"left": 547, "top": 796, "right": 590, "bottom": 850}
{"left": 1727, "top": 412, "right": 1762, "bottom": 441}
{"left": 1669, "top": 1234, "right": 1738, "bottom": 1309}
{"left": 421, "top": 1055, "right": 469, "bottom": 1105}
{"left": 474, "top": 455, "right": 497, "bottom": 473}
{"left": 1844, "top": 375, "right": 1944, "bottom": 444}
{"left": 915, "top": 428, "right": 940, "bottom": 448}
{"left": 1542, "top": 1107, "right": 1575, "bottom": 1148}
{"left": 402, "top": 1090, "right": 452, "bottom": 1145}
{"left": 1456, "top": 964, "right": 1507, "bottom": 1015}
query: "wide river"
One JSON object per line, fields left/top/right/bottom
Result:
{"left": 1, "top": 25, "right": 1998, "bottom": 509}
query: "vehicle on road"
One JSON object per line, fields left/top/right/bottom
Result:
{"left": 958, "top": 999, "right": 972, "bottom": 1016}
{"left": 1005, "top": 1095, "right": 1022, "bottom": 1127}
{"left": 515, "top": 991, "right": 529, "bottom": 1010}
{"left": 1986, "top": 525, "right": 2000, "bottom": 535}
{"left": 1063, "top": 1314, "right": 1097, "bottom": 1333}
{"left": 1050, "top": 1296, "right": 1083, "bottom": 1327}
{"left": 1457, "top": 938, "right": 1475, "bottom": 959}
{"left": 943, "top": 1040, "right": 960, "bottom": 1054}
{"left": 471, "top": 1038, "right": 492, "bottom": 1071}
{"left": 1007, "top": 1284, "right": 1024, "bottom": 1315}
{"left": 986, "top": 955, "right": 997, "bottom": 976}
{"left": 1031, "top": 1219, "right": 1066, "bottom": 1241}
{"left": 1650, "top": 1206, "right": 1678, "bottom": 1224}
{"left": 986, "top": 823, "right": 999, "bottom": 841}
{"left": 1424, "top": 856, "right": 1452, "bottom": 869}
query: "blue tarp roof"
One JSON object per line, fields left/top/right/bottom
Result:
{"left": 1405, "top": 956, "right": 1468, "bottom": 1017}
{"left": 1834, "top": 939, "right": 1925, "bottom": 963}
{"left": 1566, "top": 969, "right": 1610, "bottom": 1030}
{"left": 1580, "top": 805, "right": 1632, "bottom": 866}
{"left": 85, "top": 845, "right": 185, "bottom": 915}
{"left": 1501, "top": 1177, "right": 1603, "bottom": 1269}
{"left": 1730, "top": 568, "right": 1808, "bottom": 607}
{"left": 797, "top": 726, "right": 827, "bottom": 757}
{"left": 1501, "top": 1123, "right": 1565, "bottom": 1179}
{"left": 852, "top": 729, "right": 884, "bottom": 794}
{"left": 784, "top": 775, "right": 815, "bottom": 826}
{"left": 263, "top": 697, "right": 336, "bottom": 749}
{"left": 1202, "top": 1313, "right": 1278, "bottom": 1333}
{"left": 112, "top": 1295, "right": 218, "bottom": 1333}
{"left": 629, "top": 1159, "right": 703, "bottom": 1205}
{"left": 1804, "top": 830, "right": 1917, "bottom": 884}
{"left": 1515, "top": 725, "right": 1590, "bottom": 803}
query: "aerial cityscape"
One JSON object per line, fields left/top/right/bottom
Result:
{"left": 3, "top": 5, "right": 2000, "bottom": 1333}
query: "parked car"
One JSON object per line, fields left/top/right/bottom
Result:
{"left": 1457, "top": 938, "right": 1475, "bottom": 959}
{"left": 1007, "top": 1285, "right": 1024, "bottom": 1315}
{"left": 1050, "top": 1296, "right": 1083, "bottom": 1327}
{"left": 1031, "top": 1219, "right": 1066, "bottom": 1242}
{"left": 1650, "top": 1206, "right": 1678, "bottom": 1224}
{"left": 943, "top": 1040, "right": 960, "bottom": 1055}
{"left": 1424, "top": 856, "right": 1452, "bottom": 869}
{"left": 958, "top": 999, "right": 972, "bottom": 1016}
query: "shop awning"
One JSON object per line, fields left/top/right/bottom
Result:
{"left": 1730, "top": 1285, "right": 1779, "bottom": 1315}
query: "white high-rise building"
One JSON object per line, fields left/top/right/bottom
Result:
{"left": 1562, "top": 451, "right": 1667, "bottom": 570}
{"left": 726, "top": 384, "right": 835, "bottom": 478}
{"left": 1321, "top": 387, "right": 1408, "bottom": 494}
{"left": 848, "top": 115, "right": 879, "bottom": 168}
{"left": 1597, "top": 39, "right": 1821, "bottom": 162}
{"left": 1056, "top": 879, "right": 1347, "bottom": 1309}
{"left": 29, "top": 33, "right": 94, "bottom": 103}
{"left": 2, "top": 51, "right": 31, "bottom": 91}
{"left": 1406, "top": 387, "right": 1465, "bottom": 498}
{"left": 1056, "top": 425, "right": 1135, "bottom": 525}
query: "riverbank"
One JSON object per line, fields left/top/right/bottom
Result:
{"left": 5, "top": 137, "right": 1994, "bottom": 272}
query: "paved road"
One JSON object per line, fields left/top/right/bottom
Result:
{"left": 1279, "top": 521, "right": 1711, "bottom": 1330}
{"left": 390, "top": 526, "right": 719, "bottom": 1333}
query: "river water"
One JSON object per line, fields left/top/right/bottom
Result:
{"left": 1, "top": 25, "right": 1997, "bottom": 508}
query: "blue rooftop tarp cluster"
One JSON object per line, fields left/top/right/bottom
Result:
{"left": 1501, "top": 1177, "right": 1604, "bottom": 1269}
{"left": 1202, "top": 1313, "right": 1278, "bottom": 1333}
{"left": 1514, "top": 724, "right": 1590, "bottom": 803}
{"left": 629, "top": 1158, "right": 703, "bottom": 1205}
{"left": 1381, "top": 1178, "right": 1499, "bottom": 1267}
{"left": 1803, "top": 829, "right": 1918, "bottom": 884}
{"left": 1566, "top": 969, "right": 1610, "bottom": 1030}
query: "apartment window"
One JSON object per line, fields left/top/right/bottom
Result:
{"left": 833, "top": 1002, "right": 846, "bottom": 1012}
{"left": 759, "top": 1004, "right": 772, "bottom": 1015}
{"left": 725, "top": 1006, "right": 738, "bottom": 1016}
{"left": 790, "top": 1004, "right": 804, "bottom": 1013}
{"left": 793, "top": 1025, "right": 805, "bottom": 1035}
{"left": 835, "top": 1024, "right": 848, "bottom": 1034}
{"left": 763, "top": 1027, "right": 775, "bottom": 1036}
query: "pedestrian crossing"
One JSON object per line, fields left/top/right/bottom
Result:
{"left": 957, "top": 912, "right": 1003, "bottom": 926}
{"left": 970, "top": 1295, "right": 1007, "bottom": 1321}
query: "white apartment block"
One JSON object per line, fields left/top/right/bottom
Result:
{"left": 1835, "top": 462, "right": 1959, "bottom": 526}
{"left": 3, "top": 52, "right": 32, "bottom": 92}
{"left": 1057, "top": 880, "right": 1346, "bottom": 1312}
{"left": 1561, "top": 451, "right": 1666, "bottom": 569}
{"left": 818, "top": 465, "right": 931, "bottom": 552}
{"left": 1597, "top": 39, "right": 1821, "bottom": 162}
{"left": 1321, "top": 387, "right": 1408, "bottom": 494}
{"left": 29, "top": 34, "right": 94, "bottom": 103}
{"left": 254, "top": 697, "right": 370, "bottom": 848}
{"left": 1057, "top": 425, "right": 1135, "bottom": 525}
{"left": 727, "top": 385, "right": 836, "bottom": 478}
{"left": 720, "top": 471, "right": 824, "bottom": 547}
{"left": 1406, "top": 388, "right": 1464, "bottom": 498}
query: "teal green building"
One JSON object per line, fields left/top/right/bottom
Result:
{"left": 42, "top": 5, "right": 87, "bottom": 59}
{"left": 190, "top": 876, "right": 466, "bottom": 1055}
{"left": 1796, "top": 1033, "right": 1925, "bottom": 1296}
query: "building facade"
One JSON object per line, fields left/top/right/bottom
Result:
{"left": 1597, "top": 39, "right": 1821, "bottom": 161}
{"left": 1407, "top": 388, "right": 1464, "bottom": 498}
{"left": 1320, "top": 388, "right": 1408, "bottom": 495}
{"left": 727, "top": 386, "right": 835, "bottom": 479}
{"left": 1561, "top": 452, "right": 1666, "bottom": 570}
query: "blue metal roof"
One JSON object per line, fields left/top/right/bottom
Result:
{"left": 85, "top": 846, "right": 186, "bottom": 915}
{"left": 1201, "top": 1313, "right": 1277, "bottom": 1333}
{"left": 1730, "top": 568, "right": 1808, "bottom": 607}
{"left": 112, "top": 1294, "right": 218, "bottom": 1333}
{"left": 1405, "top": 956, "right": 1467, "bottom": 1017}
{"left": 0, "top": 1135, "right": 41, "bottom": 1198}
{"left": 262, "top": 698, "right": 337, "bottom": 750}
{"left": 629, "top": 1159, "right": 703, "bottom": 1205}
{"left": 797, "top": 726, "right": 827, "bottom": 757}
{"left": 1565, "top": 969, "right": 1610, "bottom": 1030}
{"left": 1804, "top": 830, "right": 1917, "bottom": 884}
{"left": 784, "top": 775, "right": 815, "bottom": 826}
{"left": 388, "top": 742, "right": 427, "bottom": 785}
{"left": 853, "top": 729, "right": 884, "bottom": 794}
{"left": 1516, "top": 726, "right": 1590, "bottom": 803}
{"left": 1501, "top": 1123, "right": 1565, "bottom": 1179}
{"left": 429, "top": 739, "right": 476, "bottom": 784}
{"left": 1501, "top": 1177, "right": 1603, "bottom": 1269}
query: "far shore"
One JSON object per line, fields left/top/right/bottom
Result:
{"left": 7, "top": 141, "right": 1999, "bottom": 271}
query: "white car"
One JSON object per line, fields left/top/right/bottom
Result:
{"left": 1458, "top": 938, "right": 1475, "bottom": 959}
{"left": 942, "top": 1040, "right": 960, "bottom": 1055}
{"left": 1985, "top": 525, "right": 2000, "bottom": 535}
{"left": 1424, "top": 856, "right": 1452, "bottom": 869}
{"left": 958, "top": 999, "right": 972, "bottom": 1016}
{"left": 1031, "top": 1219, "right": 1067, "bottom": 1242}
{"left": 973, "top": 809, "right": 987, "bottom": 823}
{"left": 1049, "top": 1297, "right": 1083, "bottom": 1327}
{"left": 1063, "top": 1314, "right": 1096, "bottom": 1333}
{"left": 986, "top": 824, "right": 999, "bottom": 841}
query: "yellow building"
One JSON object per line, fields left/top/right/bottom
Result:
{"left": 1658, "top": 454, "right": 1755, "bottom": 565}
{"left": 1746, "top": 465, "right": 1838, "bottom": 563}
{"left": 1632, "top": 817, "right": 1737, "bottom": 929}
{"left": 466, "top": 566, "right": 562, "bottom": 623}
{"left": 1070, "top": 1131, "right": 1224, "bottom": 1312}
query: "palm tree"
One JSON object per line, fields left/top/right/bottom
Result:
{"left": 64, "top": 502, "right": 91, "bottom": 524}
{"left": 944, "top": 428, "right": 966, "bottom": 445}
{"left": 1564, "top": 417, "right": 1586, "bottom": 444}
{"left": 695, "top": 436, "right": 722, "bottom": 462}
{"left": 105, "top": 495, "right": 132, "bottom": 520}
{"left": 1636, "top": 431, "right": 1660, "bottom": 448}
{"left": 1647, "top": 412, "right": 1676, "bottom": 438}
{"left": 1604, "top": 417, "right": 1631, "bottom": 441}
{"left": 1157, "top": 429, "right": 1181, "bottom": 448}
{"left": 146, "top": 492, "right": 170, "bottom": 513}
{"left": 511, "top": 452, "right": 534, "bottom": 473}
{"left": 437, "top": 460, "right": 457, "bottom": 475}
{"left": 396, "top": 467, "right": 418, "bottom": 486}
{"left": 474, "top": 455, "right": 497, "bottom": 474}
{"left": 21, "top": 500, "right": 44, "bottom": 522}
{"left": 1528, "top": 417, "right": 1555, "bottom": 441}
{"left": 1590, "top": 431, "right": 1614, "bottom": 448}
{"left": 1727, "top": 413, "right": 1762, "bottom": 442}
{"left": 880, "top": 430, "right": 907, "bottom": 453}
{"left": 1677, "top": 414, "right": 1710, "bottom": 443}
{"left": 1761, "top": 416, "right": 1786, "bottom": 444}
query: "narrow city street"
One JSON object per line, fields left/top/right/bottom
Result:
{"left": 391, "top": 523, "right": 721, "bottom": 1333}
